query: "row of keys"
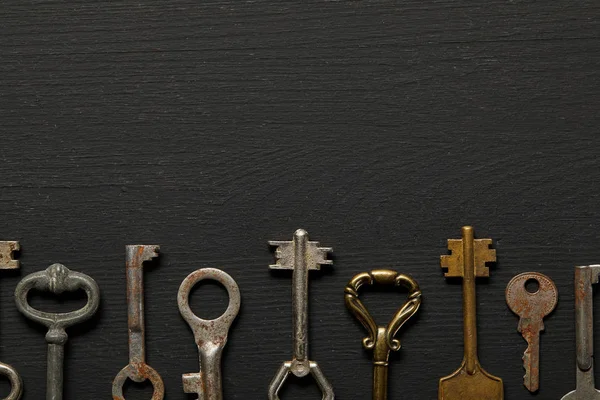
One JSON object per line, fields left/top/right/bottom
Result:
{"left": 0, "top": 226, "right": 594, "bottom": 399}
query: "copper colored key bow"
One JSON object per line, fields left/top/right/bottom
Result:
{"left": 345, "top": 270, "right": 422, "bottom": 400}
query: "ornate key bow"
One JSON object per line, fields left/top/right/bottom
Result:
{"left": 345, "top": 270, "right": 422, "bottom": 400}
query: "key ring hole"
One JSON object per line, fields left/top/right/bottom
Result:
{"left": 27, "top": 288, "right": 87, "bottom": 313}
{"left": 525, "top": 278, "right": 540, "bottom": 294}
{"left": 122, "top": 378, "right": 154, "bottom": 399}
{"left": 188, "top": 280, "right": 229, "bottom": 320}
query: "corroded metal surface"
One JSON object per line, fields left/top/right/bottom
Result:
{"left": 268, "top": 229, "right": 334, "bottom": 400}
{"left": 345, "top": 269, "right": 422, "bottom": 400}
{"left": 14, "top": 263, "right": 100, "bottom": 400}
{"left": 112, "top": 245, "right": 164, "bottom": 400}
{"left": 178, "top": 268, "right": 240, "bottom": 400}
{"left": 561, "top": 265, "right": 600, "bottom": 400}
{"left": 506, "top": 272, "right": 557, "bottom": 392}
{"left": 0, "top": 241, "right": 22, "bottom": 400}
{"left": 438, "top": 226, "right": 503, "bottom": 400}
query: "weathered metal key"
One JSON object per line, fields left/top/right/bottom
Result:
{"left": 178, "top": 268, "right": 240, "bottom": 400}
{"left": 561, "top": 265, "right": 600, "bottom": 400}
{"left": 0, "top": 241, "right": 23, "bottom": 400}
{"left": 438, "top": 226, "right": 503, "bottom": 400}
{"left": 113, "top": 245, "right": 164, "bottom": 399}
{"left": 268, "top": 229, "right": 334, "bottom": 400}
{"left": 15, "top": 263, "right": 100, "bottom": 400}
{"left": 505, "top": 272, "right": 557, "bottom": 392}
{"left": 345, "top": 269, "right": 422, "bottom": 400}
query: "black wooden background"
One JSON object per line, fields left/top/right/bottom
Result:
{"left": 1, "top": 1, "right": 599, "bottom": 399}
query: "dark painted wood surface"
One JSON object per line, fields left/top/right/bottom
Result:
{"left": 1, "top": 1, "right": 599, "bottom": 399}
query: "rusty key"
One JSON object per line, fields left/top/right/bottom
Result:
{"left": 561, "top": 265, "right": 600, "bottom": 400}
{"left": 178, "top": 268, "right": 240, "bottom": 400}
{"left": 438, "top": 226, "right": 503, "bottom": 400}
{"left": 506, "top": 272, "right": 557, "bottom": 392}
{"left": 0, "top": 242, "right": 23, "bottom": 400}
{"left": 112, "top": 245, "right": 164, "bottom": 400}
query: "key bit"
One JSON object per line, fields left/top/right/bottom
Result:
{"left": 345, "top": 269, "right": 422, "bottom": 400}
{"left": 0, "top": 242, "right": 23, "bottom": 400}
{"left": 438, "top": 226, "right": 503, "bottom": 400}
{"left": 268, "top": 229, "right": 334, "bottom": 400}
{"left": 15, "top": 263, "right": 100, "bottom": 400}
{"left": 561, "top": 265, "right": 600, "bottom": 400}
{"left": 112, "top": 245, "right": 164, "bottom": 400}
{"left": 506, "top": 272, "right": 557, "bottom": 392}
{"left": 178, "top": 268, "right": 240, "bottom": 400}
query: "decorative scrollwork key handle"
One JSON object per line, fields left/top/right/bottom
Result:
{"left": 345, "top": 270, "right": 422, "bottom": 400}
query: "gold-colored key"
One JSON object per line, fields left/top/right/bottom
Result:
{"left": 438, "top": 226, "right": 503, "bottom": 400}
{"left": 345, "top": 270, "right": 422, "bottom": 400}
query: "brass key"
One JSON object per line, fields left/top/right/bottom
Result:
{"left": 345, "top": 270, "right": 422, "bottom": 400}
{"left": 438, "top": 226, "right": 503, "bottom": 400}
{"left": 505, "top": 272, "right": 557, "bottom": 392}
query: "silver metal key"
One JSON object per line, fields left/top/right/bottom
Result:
{"left": 0, "top": 241, "right": 22, "bottom": 400}
{"left": 178, "top": 268, "right": 240, "bottom": 400}
{"left": 15, "top": 263, "right": 100, "bottom": 400}
{"left": 113, "top": 245, "right": 164, "bottom": 400}
{"left": 562, "top": 265, "right": 600, "bottom": 400}
{"left": 268, "top": 229, "right": 334, "bottom": 400}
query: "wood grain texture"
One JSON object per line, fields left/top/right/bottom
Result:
{"left": 1, "top": 0, "right": 599, "bottom": 398}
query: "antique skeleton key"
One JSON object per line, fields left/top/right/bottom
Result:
{"left": 178, "top": 268, "right": 240, "bottom": 400}
{"left": 268, "top": 229, "right": 334, "bottom": 400}
{"left": 112, "top": 245, "right": 164, "bottom": 399}
{"left": 345, "top": 270, "right": 422, "bottom": 400}
{"left": 0, "top": 242, "right": 23, "bottom": 400}
{"left": 561, "top": 265, "right": 600, "bottom": 400}
{"left": 438, "top": 226, "right": 503, "bottom": 400}
{"left": 505, "top": 272, "right": 557, "bottom": 392}
{"left": 15, "top": 264, "right": 100, "bottom": 400}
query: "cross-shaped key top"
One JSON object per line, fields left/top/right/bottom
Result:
{"left": 0, "top": 241, "right": 22, "bottom": 400}
{"left": 561, "top": 265, "right": 600, "bottom": 400}
{"left": 268, "top": 229, "right": 334, "bottom": 400}
{"left": 438, "top": 226, "right": 503, "bottom": 400}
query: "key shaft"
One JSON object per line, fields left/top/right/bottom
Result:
{"left": 461, "top": 227, "right": 478, "bottom": 373}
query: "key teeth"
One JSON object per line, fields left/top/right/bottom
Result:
{"left": 268, "top": 241, "right": 294, "bottom": 270}
{"left": 0, "top": 241, "right": 20, "bottom": 270}
{"left": 441, "top": 240, "right": 462, "bottom": 277}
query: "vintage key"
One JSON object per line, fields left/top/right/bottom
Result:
{"left": 14, "top": 263, "right": 100, "bottom": 400}
{"left": 561, "top": 265, "right": 600, "bottom": 400}
{"left": 112, "top": 245, "right": 164, "bottom": 399}
{"left": 0, "top": 242, "right": 23, "bottom": 400}
{"left": 344, "top": 269, "right": 422, "bottom": 400}
{"left": 505, "top": 272, "right": 557, "bottom": 392}
{"left": 178, "top": 268, "right": 240, "bottom": 400}
{"left": 438, "top": 226, "right": 503, "bottom": 400}
{"left": 268, "top": 229, "right": 334, "bottom": 400}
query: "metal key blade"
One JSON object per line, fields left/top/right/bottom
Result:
{"left": 521, "top": 321, "right": 541, "bottom": 392}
